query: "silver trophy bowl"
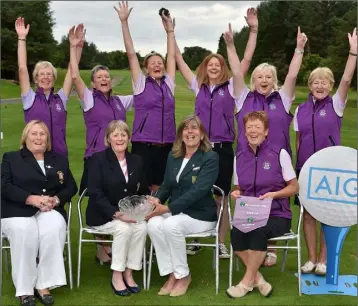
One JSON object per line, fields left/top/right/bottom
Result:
{"left": 118, "top": 195, "right": 153, "bottom": 222}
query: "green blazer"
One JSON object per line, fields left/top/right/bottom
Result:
{"left": 156, "top": 149, "right": 219, "bottom": 222}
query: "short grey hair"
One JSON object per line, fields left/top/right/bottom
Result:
{"left": 90, "top": 65, "right": 110, "bottom": 82}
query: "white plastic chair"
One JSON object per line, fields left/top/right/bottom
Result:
{"left": 77, "top": 188, "right": 147, "bottom": 288}
{"left": 1, "top": 201, "right": 74, "bottom": 289}
{"left": 146, "top": 185, "right": 232, "bottom": 294}
{"left": 229, "top": 202, "right": 304, "bottom": 296}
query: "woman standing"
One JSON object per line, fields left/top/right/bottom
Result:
{"left": 294, "top": 28, "right": 357, "bottom": 276}
{"left": 68, "top": 26, "right": 133, "bottom": 196}
{"left": 174, "top": 8, "right": 259, "bottom": 258}
{"left": 15, "top": 17, "right": 84, "bottom": 157}
{"left": 115, "top": 1, "right": 176, "bottom": 192}
{"left": 233, "top": 26, "right": 307, "bottom": 266}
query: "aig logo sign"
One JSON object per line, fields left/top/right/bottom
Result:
{"left": 298, "top": 146, "right": 357, "bottom": 227}
{"left": 307, "top": 167, "right": 357, "bottom": 205}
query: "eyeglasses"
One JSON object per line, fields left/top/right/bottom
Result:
{"left": 37, "top": 72, "right": 54, "bottom": 78}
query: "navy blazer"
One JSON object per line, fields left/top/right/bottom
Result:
{"left": 86, "top": 147, "right": 149, "bottom": 226}
{"left": 1, "top": 147, "right": 78, "bottom": 222}
{"left": 156, "top": 149, "right": 219, "bottom": 222}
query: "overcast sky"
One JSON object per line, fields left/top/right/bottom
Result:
{"left": 50, "top": 1, "right": 260, "bottom": 56}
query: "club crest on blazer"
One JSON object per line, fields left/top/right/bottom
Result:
{"left": 57, "top": 171, "right": 64, "bottom": 184}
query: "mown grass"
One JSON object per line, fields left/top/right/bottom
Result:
{"left": 1, "top": 70, "right": 357, "bottom": 305}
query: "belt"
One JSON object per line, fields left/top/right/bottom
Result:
{"left": 210, "top": 142, "right": 233, "bottom": 149}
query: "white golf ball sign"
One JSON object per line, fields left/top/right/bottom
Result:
{"left": 298, "top": 146, "right": 357, "bottom": 227}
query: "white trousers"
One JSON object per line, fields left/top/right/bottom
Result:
{"left": 92, "top": 220, "right": 147, "bottom": 271}
{"left": 1, "top": 210, "right": 67, "bottom": 297}
{"left": 147, "top": 213, "right": 216, "bottom": 279}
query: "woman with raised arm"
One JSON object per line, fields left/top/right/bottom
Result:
{"left": 233, "top": 26, "right": 307, "bottom": 266}
{"left": 15, "top": 17, "right": 84, "bottom": 157}
{"left": 69, "top": 25, "right": 134, "bottom": 263}
{"left": 174, "top": 8, "right": 259, "bottom": 259}
{"left": 294, "top": 28, "right": 357, "bottom": 276}
{"left": 115, "top": 1, "right": 176, "bottom": 193}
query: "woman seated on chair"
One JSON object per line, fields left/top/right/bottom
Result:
{"left": 227, "top": 111, "right": 298, "bottom": 298}
{"left": 86, "top": 120, "right": 149, "bottom": 296}
{"left": 1, "top": 120, "right": 78, "bottom": 306}
{"left": 145, "top": 114, "right": 219, "bottom": 297}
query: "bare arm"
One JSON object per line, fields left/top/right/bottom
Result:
{"left": 223, "top": 23, "right": 246, "bottom": 98}
{"left": 175, "top": 40, "right": 195, "bottom": 86}
{"left": 240, "top": 8, "right": 258, "bottom": 76}
{"left": 68, "top": 26, "right": 86, "bottom": 101}
{"left": 161, "top": 13, "right": 176, "bottom": 81}
{"left": 114, "top": 1, "right": 141, "bottom": 84}
{"left": 15, "top": 17, "right": 31, "bottom": 95}
{"left": 271, "top": 178, "right": 299, "bottom": 199}
{"left": 282, "top": 26, "right": 308, "bottom": 100}
{"left": 337, "top": 28, "right": 357, "bottom": 102}
{"left": 63, "top": 24, "right": 86, "bottom": 97}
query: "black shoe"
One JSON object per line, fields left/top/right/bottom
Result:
{"left": 186, "top": 240, "right": 201, "bottom": 255}
{"left": 123, "top": 278, "right": 141, "bottom": 293}
{"left": 20, "top": 296, "right": 36, "bottom": 306}
{"left": 34, "top": 289, "right": 54, "bottom": 306}
{"left": 110, "top": 281, "right": 131, "bottom": 296}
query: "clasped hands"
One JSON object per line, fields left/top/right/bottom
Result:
{"left": 26, "top": 195, "right": 58, "bottom": 212}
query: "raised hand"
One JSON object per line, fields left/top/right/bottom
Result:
{"left": 15, "top": 17, "right": 30, "bottom": 39}
{"left": 161, "top": 11, "right": 175, "bottom": 33}
{"left": 68, "top": 25, "right": 84, "bottom": 47}
{"left": 348, "top": 27, "right": 357, "bottom": 54}
{"left": 223, "top": 23, "right": 234, "bottom": 46}
{"left": 296, "top": 26, "right": 308, "bottom": 50}
{"left": 114, "top": 1, "right": 133, "bottom": 22}
{"left": 244, "top": 8, "right": 258, "bottom": 29}
{"left": 75, "top": 23, "right": 86, "bottom": 48}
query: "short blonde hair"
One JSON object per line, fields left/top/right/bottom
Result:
{"left": 172, "top": 114, "right": 212, "bottom": 158}
{"left": 250, "top": 63, "right": 279, "bottom": 91}
{"left": 91, "top": 65, "right": 110, "bottom": 82}
{"left": 20, "top": 120, "right": 51, "bottom": 151}
{"left": 308, "top": 67, "right": 335, "bottom": 89}
{"left": 104, "top": 120, "right": 131, "bottom": 146}
{"left": 196, "top": 53, "right": 231, "bottom": 88}
{"left": 32, "top": 61, "right": 57, "bottom": 82}
{"left": 142, "top": 51, "right": 165, "bottom": 74}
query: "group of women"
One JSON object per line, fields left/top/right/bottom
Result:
{"left": 1, "top": 1, "right": 357, "bottom": 304}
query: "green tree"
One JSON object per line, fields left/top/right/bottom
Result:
{"left": 1, "top": 1, "right": 58, "bottom": 80}
{"left": 182, "top": 46, "right": 211, "bottom": 70}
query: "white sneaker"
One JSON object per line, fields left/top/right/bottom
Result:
{"left": 219, "top": 243, "right": 230, "bottom": 259}
{"left": 315, "top": 263, "right": 327, "bottom": 275}
{"left": 186, "top": 240, "right": 201, "bottom": 255}
{"left": 301, "top": 261, "right": 316, "bottom": 273}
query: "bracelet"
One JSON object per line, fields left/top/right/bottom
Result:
{"left": 167, "top": 30, "right": 174, "bottom": 33}
{"left": 250, "top": 29, "right": 258, "bottom": 34}
{"left": 18, "top": 38, "right": 26, "bottom": 41}
{"left": 295, "top": 48, "right": 304, "bottom": 54}
{"left": 349, "top": 51, "right": 357, "bottom": 56}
